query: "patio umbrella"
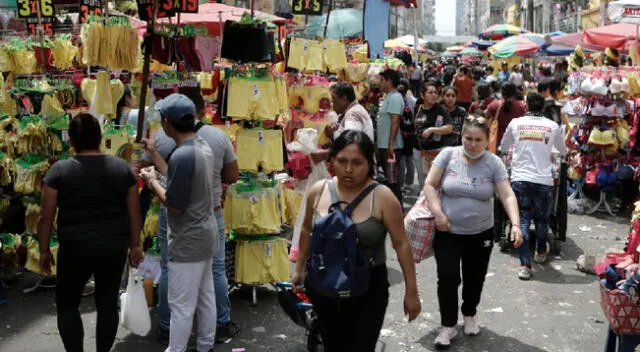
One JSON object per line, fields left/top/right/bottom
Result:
{"left": 471, "top": 39, "right": 497, "bottom": 50}
{"left": 445, "top": 45, "right": 464, "bottom": 53}
{"left": 548, "top": 31, "right": 566, "bottom": 37}
{"left": 385, "top": 39, "right": 409, "bottom": 48}
{"left": 478, "top": 24, "right": 529, "bottom": 40}
{"left": 489, "top": 34, "right": 548, "bottom": 58}
{"left": 308, "top": 8, "right": 363, "bottom": 39}
{"left": 460, "top": 47, "right": 483, "bottom": 56}
{"left": 393, "top": 35, "right": 427, "bottom": 47}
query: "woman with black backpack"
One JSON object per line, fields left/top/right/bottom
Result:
{"left": 398, "top": 78, "right": 418, "bottom": 191}
{"left": 292, "top": 131, "right": 421, "bottom": 351}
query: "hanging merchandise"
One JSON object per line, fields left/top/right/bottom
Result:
{"left": 234, "top": 237, "right": 290, "bottom": 284}
{"left": 287, "top": 38, "right": 348, "bottom": 73}
{"left": 12, "top": 155, "right": 50, "bottom": 194}
{"left": 81, "top": 71, "right": 125, "bottom": 118}
{"left": 51, "top": 35, "right": 79, "bottom": 70}
{"left": 223, "top": 181, "right": 286, "bottom": 234}
{"left": 1, "top": 233, "right": 22, "bottom": 274}
{"left": 80, "top": 16, "right": 141, "bottom": 71}
{"left": 101, "top": 124, "right": 135, "bottom": 159}
{"left": 1, "top": 39, "right": 38, "bottom": 75}
{"left": 220, "top": 19, "right": 275, "bottom": 63}
{"left": 235, "top": 128, "right": 284, "bottom": 173}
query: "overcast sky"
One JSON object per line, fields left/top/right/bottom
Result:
{"left": 435, "top": 0, "right": 456, "bottom": 36}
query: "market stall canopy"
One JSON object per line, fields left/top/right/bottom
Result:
{"left": 155, "top": 2, "right": 288, "bottom": 37}
{"left": 307, "top": 8, "right": 363, "bottom": 39}
{"left": 471, "top": 39, "right": 497, "bottom": 50}
{"left": 489, "top": 33, "right": 574, "bottom": 58}
{"left": 385, "top": 39, "right": 409, "bottom": 48}
{"left": 393, "top": 35, "right": 427, "bottom": 47}
{"left": 582, "top": 22, "right": 639, "bottom": 51}
{"left": 445, "top": 45, "right": 464, "bottom": 53}
{"left": 552, "top": 32, "right": 606, "bottom": 52}
{"left": 478, "top": 24, "right": 529, "bottom": 41}
{"left": 459, "top": 47, "right": 483, "bottom": 56}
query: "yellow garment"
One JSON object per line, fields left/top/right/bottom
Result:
{"left": 617, "top": 119, "right": 630, "bottom": 146}
{"left": 25, "top": 236, "right": 58, "bottom": 276}
{"left": 288, "top": 38, "right": 324, "bottom": 72}
{"left": 275, "top": 77, "right": 289, "bottom": 114}
{"left": 51, "top": 37, "right": 78, "bottom": 70}
{"left": 101, "top": 130, "right": 132, "bottom": 158}
{"left": 323, "top": 39, "right": 348, "bottom": 72}
{"left": 236, "top": 129, "right": 284, "bottom": 173}
{"left": 81, "top": 73, "right": 124, "bottom": 117}
{"left": 588, "top": 128, "right": 616, "bottom": 147}
{"left": 303, "top": 119, "right": 331, "bottom": 145}
{"left": 629, "top": 75, "right": 640, "bottom": 96}
{"left": 12, "top": 49, "right": 37, "bottom": 75}
{"left": 344, "top": 63, "right": 369, "bottom": 82}
{"left": 213, "top": 123, "right": 241, "bottom": 142}
{"left": 303, "top": 85, "right": 331, "bottom": 114}
{"left": 227, "top": 77, "right": 279, "bottom": 120}
{"left": 0, "top": 47, "right": 13, "bottom": 72}
{"left": 40, "top": 94, "right": 65, "bottom": 119}
{"left": 150, "top": 60, "right": 174, "bottom": 72}
{"left": 283, "top": 187, "right": 303, "bottom": 224}
{"left": 234, "top": 238, "right": 290, "bottom": 284}
{"left": 224, "top": 185, "right": 283, "bottom": 234}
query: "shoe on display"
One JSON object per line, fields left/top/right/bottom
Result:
{"left": 215, "top": 321, "right": 240, "bottom": 344}
{"left": 534, "top": 243, "right": 550, "bottom": 264}
{"left": 463, "top": 316, "right": 480, "bottom": 336}
{"left": 434, "top": 326, "right": 457, "bottom": 349}
{"left": 518, "top": 266, "right": 532, "bottom": 280}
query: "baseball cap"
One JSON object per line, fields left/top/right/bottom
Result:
{"left": 154, "top": 93, "right": 196, "bottom": 123}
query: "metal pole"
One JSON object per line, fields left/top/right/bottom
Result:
{"left": 323, "top": 0, "right": 333, "bottom": 38}
{"left": 219, "top": 11, "right": 223, "bottom": 60}
{"left": 136, "top": 0, "right": 159, "bottom": 142}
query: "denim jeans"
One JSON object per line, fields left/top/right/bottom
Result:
{"left": 158, "top": 207, "right": 231, "bottom": 330}
{"left": 512, "top": 181, "right": 553, "bottom": 267}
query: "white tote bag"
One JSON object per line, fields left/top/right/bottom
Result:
{"left": 119, "top": 267, "right": 151, "bottom": 336}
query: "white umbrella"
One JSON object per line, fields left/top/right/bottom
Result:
{"left": 394, "top": 35, "right": 427, "bottom": 47}
{"left": 608, "top": 0, "right": 640, "bottom": 57}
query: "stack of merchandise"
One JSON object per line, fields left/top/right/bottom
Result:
{"left": 563, "top": 67, "right": 640, "bottom": 215}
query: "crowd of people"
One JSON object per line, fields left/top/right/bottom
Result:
{"left": 33, "top": 56, "right": 571, "bottom": 351}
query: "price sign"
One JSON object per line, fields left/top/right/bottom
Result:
{"left": 79, "top": 0, "right": 103, "bottom": 24}
{"left": 25, "top": 17, "right": 54, "bottom": 36}
{"left": 173, "top": 0, "right": 197, "bottom": 13}
{"left": 137, "top": 0, "right": 175, "bottom": 21}
{"left": 16, "top": 0, "right": 55, "bottom": 18}
{"left": 291, "top": 0, "right": 322, "bottom": 15}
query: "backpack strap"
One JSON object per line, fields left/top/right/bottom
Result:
{"left": 345, "top": 182, "right": 379, "bottom": 216}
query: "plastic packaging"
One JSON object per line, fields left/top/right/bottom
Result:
{"left": 119, "top": 267, "right": 151, "bottom": 336}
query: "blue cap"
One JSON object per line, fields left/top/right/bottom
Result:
{"left": 155, "top": 94, "right": 196, "bottom": 123}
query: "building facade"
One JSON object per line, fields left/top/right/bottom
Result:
{"left": 519, "top": 0, "right": 588, "bottom": 33}
{"left": 457, "top": 0, "right": 506, "bottom": 36}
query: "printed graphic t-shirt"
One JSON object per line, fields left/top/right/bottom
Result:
{"left": 433, "top": 146, "right": 508, "bottom": 235}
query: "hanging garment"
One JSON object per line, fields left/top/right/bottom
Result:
{"left": 234, "top": 238, "right": 290, "bottom": 284}
{"left": 235, "top": 128, "right": 284, "bottom": 173}
{"left": 226, "top": 77, "right": 280, "bottom": 120}
{"left": 221, "top": 21, "right": 273, "bottom": 63}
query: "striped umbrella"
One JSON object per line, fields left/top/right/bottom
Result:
{"left": 489, "top": 34, "right": 549, "bottom": 58}
{"left": 478, "top": 24, "right": 529, "bottom": 40}
{"left": 446, "top": 45, "right": 465, "bottom": 53}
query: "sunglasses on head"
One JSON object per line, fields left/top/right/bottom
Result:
{"left": 466, "top": 115, "right": 488, "bottom": 125}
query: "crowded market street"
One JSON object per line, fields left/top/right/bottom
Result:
{"left": 0, "top": 193, "right": 621, "bottom": 352}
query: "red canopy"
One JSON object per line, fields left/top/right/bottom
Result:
{"left": 154, "top": 2, "right": 288, "bottom": 37}
{"left": 583, "top": 22, "right": 639, "bottom": 52}
{"left": 553, "top": 32, "right": 607, "bottom": 52}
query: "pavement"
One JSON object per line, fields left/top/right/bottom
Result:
{"left": 0, "top": 190, "right": 631, "bottom": 352}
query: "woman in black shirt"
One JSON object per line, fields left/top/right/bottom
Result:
{"left": 413, "top": 82, "right": 453, "bottom": 190}
{"left": 441, "top": 86, "right": 468, "bottom": 146}
{"left": 38, "top": 113, "right": 143, "bottom": 352}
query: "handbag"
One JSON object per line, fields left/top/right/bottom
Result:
{"left": 488, "top": 101, "right": 502, "bottom": 154}
{"left": 404, "top": 195, "right": 435, "bottom": 263}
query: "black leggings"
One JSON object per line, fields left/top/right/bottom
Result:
{"left": 306, "top": 265, "right": 390, "bottom": 352}
{"left": 434, "top": 228, "right": 493, "bottom": 327}
{"left": 56, "top": 238, "right": 128, "bottom": 352}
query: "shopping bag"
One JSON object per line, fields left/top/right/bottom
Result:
{"left": 288, "top": 128, "right": 331, "bottom": 262}
{"left": 599, "top": 282, "right": 640, "bottom": 334}
{"left": 404, "top": 196, "right": 435, "bottom": 263}
{"left": 119, "top": 267, "right": 151, "bottom": 336}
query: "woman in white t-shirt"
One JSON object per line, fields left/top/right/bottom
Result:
{"left": 509, "top": 64, "right": 524, "bottom": 89}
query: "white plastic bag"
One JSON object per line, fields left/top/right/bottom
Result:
{"left": 288, "top": 128, "right": 331, "bottom": 262}
{"left": 119, "top": 267, "right": 151, "bottom": 336}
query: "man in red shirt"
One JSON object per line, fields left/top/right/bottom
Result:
{"left": 485, "top": 82, "right": 526, "bottom": 149}
{"left": 452, "top": 66, "right": 475, "bottom": 112}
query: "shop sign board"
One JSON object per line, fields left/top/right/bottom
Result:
{"left": 291, "top": 0, "right": 322, "bottom": 16}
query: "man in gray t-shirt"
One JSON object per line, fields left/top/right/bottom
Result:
{"left": 140, "top": 93, "right": 217, "bottom": 352}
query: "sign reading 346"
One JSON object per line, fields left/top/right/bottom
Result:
{"left": 291, "top": 0, "right": 322, "bottom": 16}
{"left": 16, "top": 0, "right": 56, "bottom": 18}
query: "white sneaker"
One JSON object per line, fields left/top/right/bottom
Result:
{"left": 434, "top": 326, "right": 457, "bottom": 349}
{"left": 463, "top": 316, "right": 480, "bottom": 336}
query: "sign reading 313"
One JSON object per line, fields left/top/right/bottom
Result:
{"left": 291, "top": 0, "right": 322, "bottom": 15}
{"left": 16, "top": 0, "right": 56, "bottom": 18}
